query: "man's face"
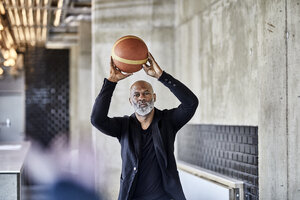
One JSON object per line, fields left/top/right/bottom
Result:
{"left": 129, "top": 81, "right": 156, "bottom": 116}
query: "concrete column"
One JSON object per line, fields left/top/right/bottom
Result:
{"left": 70, "top": 21, "right": 92, "bottom": 150}
{"left": 69, "top": 20, "right": 93, "bottom": 185}
{"left": 258, "top": 0, "right": 300, "bottom": 199}
{"left": 77, "top": 21, "right": 92, "bottom": 146}
{"left": 70, "top": 45, "right": 79, "bottom": 151}
{"left": 287, "top": 1, "right": 300, "bottom": 199}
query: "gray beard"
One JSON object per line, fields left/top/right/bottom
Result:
{"left": 132, "top": 99, "right": 155, "bottom": 116}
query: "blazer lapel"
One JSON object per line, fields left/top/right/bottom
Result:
{"left": 151, "top": 116, "right": 168, "bottom": 169}
{"left": 129, "top": 114, "right": 142, "bottom": 161}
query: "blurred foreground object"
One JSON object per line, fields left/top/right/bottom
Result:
{"left": 25, "top": 136, "right": 101, "bottom": 200}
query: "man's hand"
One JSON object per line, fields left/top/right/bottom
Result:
{"left": 142, "top": 52, "right": 163, "bottom": 79}
{"left": 108, "top": 57, "right": 133, "bottom": 82}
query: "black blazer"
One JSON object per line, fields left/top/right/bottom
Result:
{"left": 91, "top": 71, "right": 198, "bottom": 200}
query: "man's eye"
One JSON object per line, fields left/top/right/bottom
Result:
{"left": 134, "top": 94, "right": 139, "bottom": 97}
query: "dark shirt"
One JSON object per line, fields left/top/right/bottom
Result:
{"left": 132, "top": 127, "right": 167, "bottom": 200}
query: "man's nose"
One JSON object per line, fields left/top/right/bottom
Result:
{"left": 139, "top": 93, "right": 145, "bottom": 98}
{"left": 138, "top": 94, "right": 146, "bottom": 101}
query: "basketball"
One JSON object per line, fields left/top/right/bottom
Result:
{"left": 111, "top": 35, "right": 148, "bottom": 73}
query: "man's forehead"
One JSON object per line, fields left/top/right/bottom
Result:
{"left": 130, "top": 81, "right": 153, "bottom": 92}
{"left": 131, "top": 88, "right": 151, "bottom": 93}
{"left": 131, "top": 85, "right": 150, "bottom": 90}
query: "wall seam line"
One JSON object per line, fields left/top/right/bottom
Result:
{"left": 285, "top": 0, "right": 289, "bottom": 199}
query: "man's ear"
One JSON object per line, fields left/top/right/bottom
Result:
{"left": 129, "top": 97, "right": 132, "bottom": 105}
{"left": 153, "top": 93, "right": 156, "bottom": 102}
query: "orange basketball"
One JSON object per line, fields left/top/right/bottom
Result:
{"left": 111, "top": 35, "right": 148, "bottom": 73}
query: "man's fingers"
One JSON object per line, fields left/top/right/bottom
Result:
{"left": 142, "top": 64, "right": 147, "bottom": 69}
{"left": 142, "top": 64, "right": 149, "bottom": 72}
{"left": 113, "top": 63, "right": 118, "bottom": 69}
{"left": 143, "top": 63, "right": 152, "bottom": 72}
{"left": 111, "top": 57, "right": 116, "bottom": 66}
{"left": 110, "top": 64, "right": 117, "bottom": 73}
{"left": 111, "top": 57, "right": 120, "bottom": 70}
{"left": 118, "top": 70, "right": 132, "bottom": 76}
{"left": 124, "top": 73, "right": 133, "bottom": 77}
{"left": 148, "top": 52, "right": 158, "bottom": 67}
{"left": 146, "top": 59, "right": 152, "bottom": 65}
{"left": 142, "top": 64, "right": 156, "bottom": 77}
{"left": 119, "top": 72, "right": 133, "bottom": 80}
{"left": 110, "top": 60, "right": 121, "bottom": 72}
{"left": 143, "top": 62, "right": 148, "bottom": 67}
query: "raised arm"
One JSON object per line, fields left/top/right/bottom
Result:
{"left": 143, "top": 53, "right": 199, "bottom": 132}
{"left": 158, "top": 71, "right": 198, "bottom": 131}
{"left": 91, "top": 58, "right": 132, "bottom": 138}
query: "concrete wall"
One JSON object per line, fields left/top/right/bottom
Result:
{"left": 176, "top": 0, "right": 300, "bottom": 199}
{"left": 91, "top": 0, "right": 300, "bottom": 199}
{"left": 175, "top": 0, "right": 259, "bottom": 125}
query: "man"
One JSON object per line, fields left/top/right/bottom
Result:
{"left": 91, "top": 53, "right": 198, "bottom": 200}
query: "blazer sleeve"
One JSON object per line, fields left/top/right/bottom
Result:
{"left": 158, "top": 71, "right": 199, "bottom": 132}
{"left": 91, "top": 78, "right": 123, "bottom": 139}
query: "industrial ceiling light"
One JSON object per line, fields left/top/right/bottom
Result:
{"left": 0, "top": 0, "right": 92, "bottom": 78}
{"left": 4, "top": 58, "right": 15, "bottom": 67}
{"left": 9, "top": 48, "right": 17, "bottom": 59}
{"left": 43, "top": 9, "right": 48, "bottom": 26}
{"left": 36, "top": 0, "right": 41, "bottom": 25}
{"left": 28, "top": 1, "right": 34, "bottom": 26}
{"left": 11, "top": 0, "right": 21, "bottom": 26}
{"left": 0, "top": 2, "right": 5, "bottom": 15}
{"left": 20, "top": 0, "right": 27, "bottom": 26}
{"left": 13, "top": 27, "right": 20, "bottom": 44}
{"left": 0, "top": 67, "right": 4, "bottom": 76}
{"left": 1, "top": 49, "right": 9, "bottom": 60}
{"left": 5, "top": 28, "right": 14, "bottom": 48}
{"left": 7, "top": 9, "right": 15, "bottom": 25}
{"left": 54, "top": 0, "right": 64, "bottom": 26}
{"left": 0, "top": 0, "right": 91, "bottom": 55}
{"left": 27, "top": 0, "right": 35, "bottom": 44}
{"left": 18, "top": 27, "right": 25, "bottom": 43}
{"left": 42, "top": 27, "right": 47, "bottom": 41}
{"left": 25, "top": 28, "right": 30, "bottom": 43}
